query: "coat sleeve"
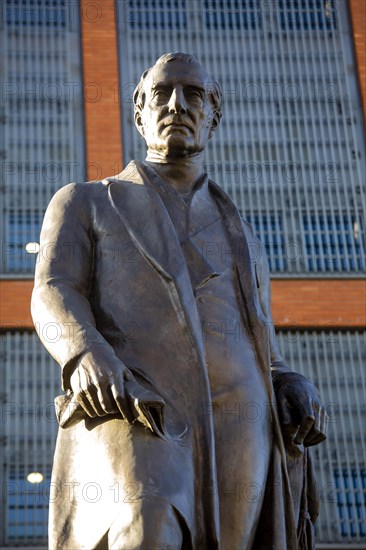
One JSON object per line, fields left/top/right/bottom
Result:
{"left": 31, "top": 182, "right": 119, "bottom": 390}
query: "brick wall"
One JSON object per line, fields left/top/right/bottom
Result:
{"left": 80, "top": 0, "right": 123, "bottom": 180}
{"left": 349, "top": 0, "right": 366, "bottom": 121}
{"left": 0, "top": 281, "right": 33, "bottom": 328}
{"left": 271, "top": 279, "right": 366, "bottom": 328}
{"left": 1, "top": 279, "right": 364, "bottom": 330}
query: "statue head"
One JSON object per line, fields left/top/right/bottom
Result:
{"left": 133, "top": 53, "right": 222, "bottom": 159}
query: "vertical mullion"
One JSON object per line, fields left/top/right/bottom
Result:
{"left": 232, "top": 17, "right": 256, "bottom": 233}
{"left": 199, "top": 3, "right": 227, "bottom": 191}
{"left": 332, "top": 2, "right": 365, "bottom": 271}
{"left": 245, "top": 7, "right": 275, "bottom": 269}
{"left": 264, "top": 8, "right": 294, "bottom": 273}
{"left": 301, "top": 0, "right": 336, "bottom": 272}
{"left": 313, "top": 0, "right": 353, "bottom": 273}
{"left": 24, "top": 332, "right": 32, "bottom": 542}
{"left": 177, "top": 0, "right": 188, "bottom": 52}
{"left": 29, "top": 11, "right": 38, "bottom": 269}
{"left": 206, "top": 1, "right": 232, "bottom": 195}
{"left": 309, "top": 0, "right": 352, "bottom": 272}
{"left": 240, "top": 6, "right": 268, "bottom": 259}
{"left": 329, "top": 330, "right": 357, "bottom": 539}
{"left": 281, "top": 0, "right": 316, "bottom": 274}
{"left": 262, "top": 3, "right": 290, "bottom": 271}
{"left": 307, "top": 330, "right": 335, "bottom": 541}
{"left": 59, "top": 1, "right": 71, "bottom": 190}
{"left": 290, "top": 0, "right": 327, "bottom": 273}
{"left": 217, "top": 4, "right": 240, "bottom": 204}
{"left": 338, "top": 330, "right": 365, "bottom": 539}
{"left": 2, "top": 5, "right": 10, "bottom": 274}
{"left": 154, "top": 2, "right": 165, "bottom": 60}
{"left": 271, "top": 3, "right": 304, "bottom": 274}
{"left": 19, "top": 2, "right": 27, "bottom": 275}
{"left": 14, "top": 333, "right": 21, "bottom": 544}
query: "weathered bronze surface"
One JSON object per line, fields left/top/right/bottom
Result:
{"left": 32, "top": 53, "right": 328, "bottom": 549}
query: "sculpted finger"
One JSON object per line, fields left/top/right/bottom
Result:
{"left": 303, "top": 426, "right": 320, "bottom": 446}
{"left": 294, "top": 414, "right": 315, "bottom": 445}
{"left": 74, "top": 390, "right": 97, "bottom": 418}
{"left": 304, "top": 431, "right": 327, "bottom": 446}
{"left": 96, "top": 384, "right": 118, "bottom": 415}
{"left": 110, "top": 382, "right": 134, "bottom": 423}
{"left": 81, "top": 386, "right": 102, "bottom": 416}
{"left": 87, "top": 385, "right": 110, "bottom": 416}
{"left": 305, "top": 408, "right": 328, "bottom": 446}
{"left": 71, "top": 368, "right": 97, "bottom": 418}
{"left": 277, "top": 397, "right": 298, "bottom": 436}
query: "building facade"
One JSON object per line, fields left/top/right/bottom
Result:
{"left": 0, "top": 0, "right": 365, "bottom": 547}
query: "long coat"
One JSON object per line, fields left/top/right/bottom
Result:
{"left": 32, "top": 161, "right": 310, "bottom": 549}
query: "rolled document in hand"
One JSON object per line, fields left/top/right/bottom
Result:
{"left": 54, "top": 377, "right": 185, "bottom": 443}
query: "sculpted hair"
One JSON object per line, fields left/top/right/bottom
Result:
{"left": 133, "top": 52, "right": 222, "bottom": 122}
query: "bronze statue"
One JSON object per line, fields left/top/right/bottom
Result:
{"left": 32, "top": 53, "right": 328, "bottom": 549}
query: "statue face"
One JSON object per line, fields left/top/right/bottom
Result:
{"left": 136, "top": 60, "right": 218, "bottom": 158}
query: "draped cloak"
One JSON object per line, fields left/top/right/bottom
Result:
{"left": 31, "top": 160, "right": 318, "bottom": 549}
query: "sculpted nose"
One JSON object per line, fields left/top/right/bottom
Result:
{"left": 168, "top": 87, "right": 187, "bottom": 114}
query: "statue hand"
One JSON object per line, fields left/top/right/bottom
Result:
{"left": 70, "top": 350, "right": 135, "bottom": 421}
{"left": 273, "top": 372, "right": 328, "bottom": 447}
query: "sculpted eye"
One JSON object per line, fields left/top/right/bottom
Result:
{"left": 186, "top": 89, "right": 203, "bottom": 100}
{"left": 153, "top": 89, "right": 169, "bottom": 100}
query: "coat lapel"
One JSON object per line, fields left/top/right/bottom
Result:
{"left": 106, "top": 161, "right": 207, "bottom": 367}
{"left": 208, "top": 180, "right": 268, "bottom": 330}
{"left": 107, "top": 161, "right": 185, "bottom": 282}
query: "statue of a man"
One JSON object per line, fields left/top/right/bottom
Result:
{"left": 32, "top": 53, "right": 327, "bottom": 549}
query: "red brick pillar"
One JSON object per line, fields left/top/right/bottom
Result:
{"left": 349, "top": 0, "right": 366, "bottom": 121}
{"left": 80, "top": 0, "right": 123, "bottom": 180}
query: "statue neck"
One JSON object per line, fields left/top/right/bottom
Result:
{"left": 144, "top": 151, "right": 206, "bottom": 195}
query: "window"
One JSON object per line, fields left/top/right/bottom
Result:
{"left": 277, "top": 330, "right": 366, "bottom": 543}
{"left": 303, "top": 213, "right": 365, "bottom": 272}
{"left": 6, "top": 467, "right": 51, "bottom": 542}
{"left": 204, "top": 0, "right": 261, "bottom": 30}
{"left": 118, "top": 0, "right": 365, "bottom": 275}
{"left": 278, "top": 0, "right": 337, "bottom": 31}
{"left": 334, "top": 468, "right": 366, "bottom": 538}
{"left": 4, "top": 210, "right": 41, "bottom": 273}
{"left": 245, "top": 212, "right": 286, "bottom": 272}
{"left": 1, "top": 0, "right": 85, "bottom": 275}
{"left": 0, "top": 332, "right": 60, "bottom": 546}
{"left": 5, "top": 0, "right": 67, "bottom": 28}
{"left": 127, "top": 0, "right": 187, "bottom": 29}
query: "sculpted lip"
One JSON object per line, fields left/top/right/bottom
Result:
{"left": 162, "top": 118, "right": 193, "bottom": 132}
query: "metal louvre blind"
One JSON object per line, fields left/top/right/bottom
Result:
{"left": 0, "top": 332, "right": 60, "bottom": 547}
{"left": 0, "top": 0, "right": 85, "bottom": 276}
{"left": 0, "top": 330, "right": 364, "bottom": 545}
{"left": 278, "top": 330, "right": 366, "bottom": 544}
{"left": 117, "top": 0, "right": 365, "bottom": 275}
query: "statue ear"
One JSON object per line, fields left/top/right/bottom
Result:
{"left": 134, "top": 111, "right": 145, "bottom": 138}
{"left": 209, "top": 111, "right": 220, "bottom": 139}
